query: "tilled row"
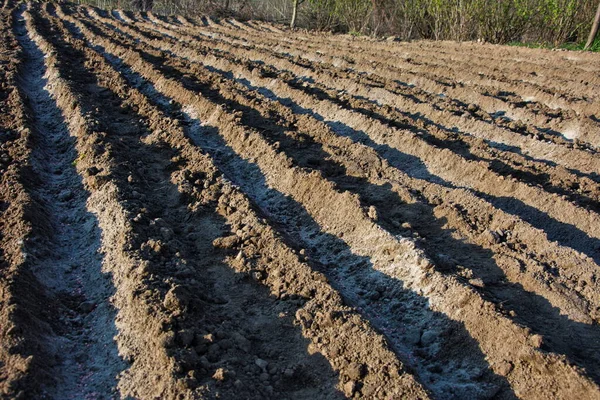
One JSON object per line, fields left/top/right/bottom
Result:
{"left": 56, "top": 3, "right": 600, "bottom": 398}
{"left": 120, "top": 10, "right": 591, "bottom": 152}
{"left": 115, "top": 8, "right": 600, "bottom": 186}
{"left": 104, "top": 8, "right": 600, "bottom": 218}
{"left": 23, "top": 3, "right": 436, "bottom": 399}
{"left": 80, "top": 0, "right": 600, "bottom": 365}
{"left": 189, "top": 14, "right": 600, "bottom": 78}
{"left": 210, "top": 16, "right": 600, "bottom": 113}
{"left": 0, "top": 6, "right": 52, "bottom": 398}
{"left": 78, "top": 4, "right": 600, "bottom": 319}
{"left": 78, "top": 3, "right": 600, "bottom": 388}
{"left": 15, "top": 6, "right": 130, "bottom": 399}
{"left": 145, "top": 10, "right": 600, "bottom": 147}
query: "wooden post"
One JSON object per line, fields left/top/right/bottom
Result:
{"left": 585, "top": 1, "right": 600, "bottom": 50}
{"left": 290, "top": 0, "right": 299, "bottom": 28}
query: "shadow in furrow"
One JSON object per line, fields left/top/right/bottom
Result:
{"left": 476, "top": 193, "right": 600, "bottom": 265}
{"left": 184, "top": 112, "right": 516, "bottom": 400}
{"left": 484, "top": 139, "right": 600, "bottom": 185}
{"left": 280, "top": 75, "right": 600, "bottom": 211}
{"left": 110, "top": 10, "right": 125, "bottom": 23}
{"left": 14, "top": 7, "right": 126, "bottom": 399}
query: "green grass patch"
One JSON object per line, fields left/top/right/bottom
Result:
{"left": 508, "top": 38, "right": 600, "bottom": 52}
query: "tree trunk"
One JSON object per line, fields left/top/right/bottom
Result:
{"left": 290, "top": 0, "right": 299, "bottom": 29}
{"left": 585, "top": 1, "right": 600, "bottom": 50}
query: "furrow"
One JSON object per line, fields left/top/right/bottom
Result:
{"left": 64, "top": 9, "right": 515, "bottom": 399}
{"left": 226, "top": 26, "right": 600, "bottom": 100}
{"left": 60, "top": 6, "right": 600, "bottom": 398}
{"left": 160, "top": 13, "right": 600, "bottom": 102}
{"left": 349, "top": 39, "right": 600, "bottom": 82}
{"left": 145, "top": 14, "right": 600, "bottom": 149}
{"left": 13, "top": 6, "right": 128, "bottom": 398}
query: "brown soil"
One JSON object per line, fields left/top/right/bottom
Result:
{"left": 1, "top": 2, "right": 599, "bottom": 399}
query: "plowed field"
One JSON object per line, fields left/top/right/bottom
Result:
{"left": 1, "top": 2, "right": 600, "bottom": 399}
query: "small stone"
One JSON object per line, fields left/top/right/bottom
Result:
{"left": 202, "top": 333, "right": 216, "bottom": 343}
{"left": 530, "top": 334, "right": 544, "bottom": 348}
{"left": 255, "top": 358, "right": 268, "bottom": 371}
{"left": 484, "top": 229, "right": 502, "bottom": 244}
{"left": 177, "top": 330, "right": 195, "bottom": 347}
{"left": 252, "top": 271, "right": 265, "bottom": 281}
{"left": 469, "top": 278, "right": 485, "bottom": 288}
{"left": 367, "top": 205, "right": 378, "bottom": 220}
{"left": 420, "top": 330, "right": 436, "bottom": 346}
{"left": 344, "top": 380, "right": 356, "bottom": 396}
{"left": 212, "top": 368, "right": 227, "bottom": 381}
{"left": 58, "top": 189, "right": 74, "bottom": 202}
{"left": 163, "top": 287, "right": 185, "bottom": 311}
{"left": 143, "top": 239, "right": 163, "bottom": 255}
{"left": 346, "top": 362, "right": 365, "bottom": 380}
{"left": 150, "top": 218, "right": 167, "bottom": 227}
{"left": 259, "top": 372, "right": 270, "bottom": 381}
{"left": 496, "top": 360, "right": 513, "bottom": 376}
{"left": 79, "top": 301, "right": 95, "bottom": 313}
{"left": 212, "top": 235, "right": 240, "bottom": 249}
{"left": 234, "top": 379, "right": 243, "bottom": 388}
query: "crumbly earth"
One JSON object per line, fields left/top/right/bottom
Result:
{"left": 1, "top": 1, "right": 599, "bottom": 399}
